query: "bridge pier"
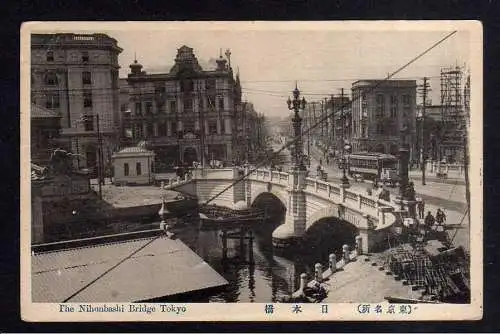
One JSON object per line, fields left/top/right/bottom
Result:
{"left": 272, "top": 169, "right": 308, "bottom": 248}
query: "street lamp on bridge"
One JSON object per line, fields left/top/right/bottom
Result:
{"left": 286, "top": 83, "right": 307, "bottom": 171}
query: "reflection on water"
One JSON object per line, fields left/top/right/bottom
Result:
{"left": 174, "top": 215, "right": 357, "bottom": 303}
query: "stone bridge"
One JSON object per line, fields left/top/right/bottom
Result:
{"left": 164, "top": 167, "right": 404, "bottom": 252}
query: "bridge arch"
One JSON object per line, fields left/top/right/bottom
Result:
{"left": 250, "top": 188, "right": 288, "bottom": 213}
{"left": 251, "top": 191, "right": 287, "bottom": 219}
{"left": 302, "top": 216, "right": 359, "bottom": 260}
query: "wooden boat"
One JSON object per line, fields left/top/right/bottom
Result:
{"left": 198, "top": 205, "right": 267, "bottom": 230}
{"left": 164, "top": 193, "right": 199, "bottom": 218}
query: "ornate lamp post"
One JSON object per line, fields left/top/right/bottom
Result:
{"left": 286, "top": 84, "right": 307, "bottom": 171}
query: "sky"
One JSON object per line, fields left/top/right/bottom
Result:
{"left": 86, "top": 22, "right": 474, "bottom": 118}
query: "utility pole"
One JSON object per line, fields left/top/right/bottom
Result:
{"left": 96, "top": 114, "right": 103, "bottom": 199}
{"left": 330, "top": 95, "right": 335, "bottom": 159}
{"left": 418, "top": 77, "right": 431, "bottom": 185}
{"left": 340, "top": 88, "right": 349, "bottom": 188}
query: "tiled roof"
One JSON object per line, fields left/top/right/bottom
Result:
{"left": 31, "top": 104, "right": 60, "bottom": 119}
{"left": 32, "top": 235, "right": 228, "bottom": 302}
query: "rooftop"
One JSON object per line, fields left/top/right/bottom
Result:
{"left": 31, "top": 104, "right": 61, "bottom": 119}
{"left": 31, "top": 33, "right": 122, "bottom": 53}
{"left": 352, "top": 79, "right": 417, "bottom": 89}
{"left": 32, "top": 232, "right": 228, "bottom": 302}
{"left": 112, "top": 146, "right": 154, "bottom": 157}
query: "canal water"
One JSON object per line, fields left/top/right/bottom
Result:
{"left": 172, "top": 212, "right": 358, "bottom": 303}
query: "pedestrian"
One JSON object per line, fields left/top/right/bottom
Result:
{"left": 424, "top": 211, "right": 435, "bottom": 228}
{"left": 319, "top": 158, "right": 323, "bottom": 166}
{"left": 417, "top": 198, "right": 425, "bottom": 219}
{"left": 436, "top": 209, "right": 446, "bottom": 225}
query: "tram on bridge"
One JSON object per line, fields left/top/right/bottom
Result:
{"left": 346, "top": 152, "right": 399, "bottom": 186}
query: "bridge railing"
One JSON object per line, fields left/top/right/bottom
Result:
{"left": 164, "top": 168, "right": 397, "bottom": 228}
{"left": 301, "top": 176, "right": 397, "bottom": 224}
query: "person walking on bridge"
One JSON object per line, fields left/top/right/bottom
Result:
{"left": 417, "top": 198, "right": 425, "bottom": 219}
{"left": 424, "top": 211, "right": 435, "bottom": 228}
{"left": 436, "top": 208, "right": 446, "bottom": 225}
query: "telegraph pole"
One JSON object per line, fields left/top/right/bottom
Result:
{"left": 330, "top": 95, "right": 335, "bottom": 159}
{"left": 418, "top": 77, "right": 430, "bottom": 185}
{"left": 95, "top": 114, "right": 103, "bottom": 199}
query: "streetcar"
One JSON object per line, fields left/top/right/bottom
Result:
{"left": 346, "top": 152, "right": 399, "bottom": 186}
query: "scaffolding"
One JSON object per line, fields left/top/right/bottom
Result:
{"left": 439, "top": 66, "right": 467, "bottom": 163}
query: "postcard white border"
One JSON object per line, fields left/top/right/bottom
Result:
{"left": 20, "top": 20, "right": 483, "bottom": 322}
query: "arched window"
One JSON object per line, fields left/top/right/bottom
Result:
{"left": 44, "top": 72, "right": 58, "bottom": 86}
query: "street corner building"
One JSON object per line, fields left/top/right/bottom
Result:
{"left": 350, "top": 80, "right": 418, "bottom": 161}
{"left": 119, "top": 46, "right": 264, "bottom": 170}
{"left": 31, "top": 33, "right": 123, "bottom": 174}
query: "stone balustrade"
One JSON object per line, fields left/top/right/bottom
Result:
{"left": 164, "top": 168, "right": 399, "bottom": 229}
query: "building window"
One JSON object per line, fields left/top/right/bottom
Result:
{"left": 124, "top": 163, "right": 129, "bottom": 176}
{"left": 205, "top": 78, "right": 216, "bottom": 90}
{"left": 135, "top": 102, "right": 142, "bottom": 115}
{"left": 220, "top": 119, "right": 225, "bottom": 134}
{"left": 208, "top": 121, "right": 217, "bottom": 135}
{"left": 145, "top": 102, "right": 153, "bottom": 115}
{"left": 121, "top": 103, "right": 129, "bottom": 112}
{"left": 82, "top": 51, "right": 89, "bottom": 63}
{"left": 171, "top": 122, "right": 177, "bottom": 135}
{"left": 375, "top": 94, "right": 385, "bottom": 118}
{"left": 403, "top": 94, "right": 411, "bottom": 106}
{"left": 390, "top": 95, "right": 398, "bottom": 118}
{"left": 46, "top": 51, "right": 54, "bottom": 62}
{"left": 184, "top": 120, "right": 195, "bottom": 134}
{"left": 146, "top": 123, "right": 154, "bottom": 138}
{"left": 170, "top": 101, "right": 177, "bottom": 113}
{"left": 45, "top": 93, "right": 60, "bottom": 109}
{"left": 133, "top": 123, "right": 143, "bottom": 138}
{"left": 390, "top": 106, "right": 397, "bottom": 118}
{"left": 44, "top": 72, "right": 58, "bottom": 86}
{"left": 82, "top": 71, "right": 91, "bottom": 85}
{"left": 83, "top": 115, "right": 94, "bottom": 131}
{"left": 136, "top": 162, "right": 142, "bottom": 176}
{"left": 181, "top": 80, "right": 194, "bottom": 93}
{"left": 198, "top": 97, "right": 204, "bottom": 111}
{"left": 207, "top": 95, "right": 216, "bottom": 111}
{"left": 83, "top": 90, "right": 92, "bottom": 108}
{"left": 155, "top": 85, "right": 165, "bottom": 94}
{"left": 218, "top": 98, "right": 224, "bottom": 110}
{"left": 183, "top": 98, "right": 193, "bottom": 112}
{"left": 158, "top": 122, "right": 167, "bottom": 137}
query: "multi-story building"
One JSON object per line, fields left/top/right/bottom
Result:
{"left": 233, "top": 101, "right": 266, "bottom": 162}
{"left": 351, "top": 80, "right": 418, "bottom": 161}
{"left": 123, "top": 46, "right": 246, "bottom": 168}
{"left": 31, "top": 33, "right": 123, "bottom": 171}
